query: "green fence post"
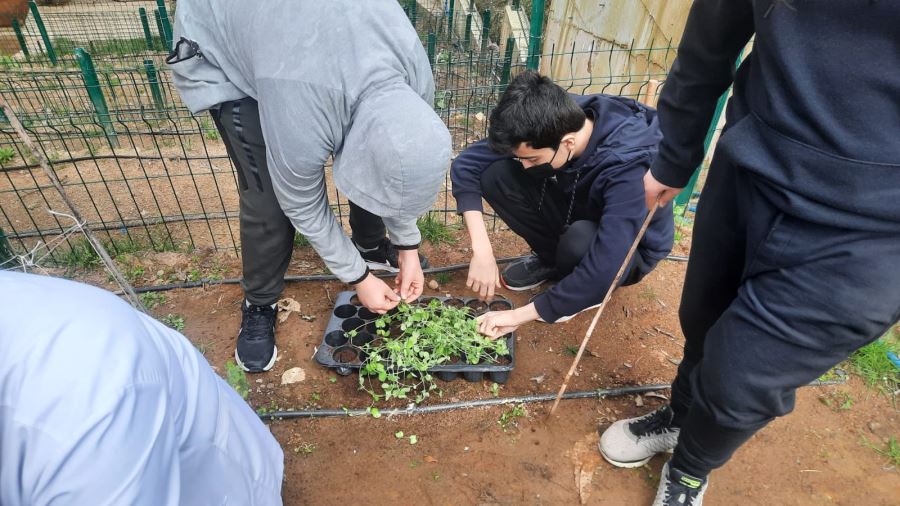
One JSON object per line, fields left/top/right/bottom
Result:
{"left": 11, "top": 18, "right": 29, "bottom": 60}
{"left": 75, "top": 48, "right": 118, "bottom": 146}
{"left": 156, "top": 0, "right": 173, "bottom": 50}
{"left": 139, "top": 8, "right": 155, "bottom": 51}
{"left": 464, "top": 13, "right": 472, "bottom": 49}
{"left": 28, "top": 0, "right": 56, "bottom": 65}
{"left": 153, "top": 9, "right": 166, "bottom": 50}
{"left": 481, "top": 10, "right": 491, "bottom": 51}
{"left": 447, "top": 0, "right": 455, "bottom": 39}
{"left": 409, "top": 0, "right": 417, "bottom": 26}
{"left": 144, "top": 59, "right": 165, "bottom": 110}
{"left": 427, "top": 32, "right": 436, "bottom": 67}
{"left": 500, "top": 36, "right": 515, "bottom": 92}
{"left": 526, "top": 0, "right": 545, "bottom": 70}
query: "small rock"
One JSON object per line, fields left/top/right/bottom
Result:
{"left": 256, "top": 378, "right": 264, "bottom": 384}
{"left": 635, "top": 395, "right": 644, "bottom": 407}
{"left": 280, "top": 367, "right": 306, "bottom": 385}
{"left": 266, "top": 383, "right": 274, "bottom": 389}
{"left": 428, "top": 279, "right": 440, "bottom": 290}
{"left": 868, "top": 421, "right": 881, "bottom": 433}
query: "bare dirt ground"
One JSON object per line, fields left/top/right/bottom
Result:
{"left": 129, "top": 241, "right": 899, "bottom": 506}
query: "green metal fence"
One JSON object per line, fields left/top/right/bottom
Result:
{"left": 0, "top": 0, "right": 695, "bottom": 266}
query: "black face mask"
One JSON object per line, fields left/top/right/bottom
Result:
{"left": 524, "top": 145, "right": 572, "bottom": 180}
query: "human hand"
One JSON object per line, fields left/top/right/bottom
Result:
{"left": 643, "top": 170, "right": 682, "bottom": 210}
{"left": 476, "top": 305, "right": 538, "bottom": 339}
{"left": 467, "top": 251, "right": 502, "bottom": 300}
{"left": 355, "top": 273, "right": 401, "bottom": 313}
{"left": 395, "top": 249, "right": 424, "bottom": 302}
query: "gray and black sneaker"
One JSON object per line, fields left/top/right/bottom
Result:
{"left": 235, "top": 300, "right": 278, "bottom": 373}
{"left": 354, "top": 239, "right": 429, "bottom": 273}
{"left": 652, "top": 462, "right": 708, "bottom": 506}
{"left": 599, "top": 405, "right": 680, "bottom": 468}
{"left": 501, "top": 254, "right": 558, "bottom": 291}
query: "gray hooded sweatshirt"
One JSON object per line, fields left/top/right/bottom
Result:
{"left": 168, "top": 0, "right": 451, "bottom": 283}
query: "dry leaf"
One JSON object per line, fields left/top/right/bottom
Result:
{"left": 277, "top": 297, "right": 302, "bottom": 322}
{"left": 424, "top": 455, "right": 439, "bottom": 464}
{"left": 570, "top": 432, "right": 603, "bottom": 505}
{"left": 281, "top": 367, "right": 306, "bottom": 385}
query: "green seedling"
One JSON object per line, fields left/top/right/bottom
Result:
{"left": 498, "top": 404, "right": 526, "bottom": 432}
{"left": 0, "top": 146, "right": 16, "bottom": 165}
{"left": 417, "top": 212, "right": 457, "bottom": 245}
{"left": 160, "top": 314, "right": 185, "bottom": 332}
{"left": 225, "top": 360, "right": 250, "bottom": 400}
{"left": 434, "top": 272, "right": 452, "bottom": 285}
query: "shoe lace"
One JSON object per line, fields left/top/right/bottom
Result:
{"left": 242, "top": 304, "right": 275, "bottom": 342}
{"left": 630, "top": 406, "right": 675, "bottom": 438}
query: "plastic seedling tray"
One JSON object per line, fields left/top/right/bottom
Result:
{"left": 314, "top": 291, "right": 516, "bottom": 383}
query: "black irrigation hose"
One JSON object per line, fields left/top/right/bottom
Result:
{"left": 122, "top": 254, "right": 690, "bottom": 295}
{"left": 257, "top": 384, "right": 670, "bottom": 421}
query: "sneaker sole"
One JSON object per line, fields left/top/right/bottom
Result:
{"left": 365, "top": 260, "right": 399, "bottom": 273}
{"left": 597, "top": 443, "right": 674, "bottom": 469}
{"left": 234, "top": 344, "right": 278, "bottom": 373}
{"left": 537, "top": 303, "right": 602, "bottom": 323}
{"left": 501, "top": 277, "right": 547, "bottom": 292}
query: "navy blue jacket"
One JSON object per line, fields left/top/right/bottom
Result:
{"left": 451, "top": 94, "right": 674, "bottom": 322}
{"left": 652, "top": 0, "right": 900, "bottom": 232}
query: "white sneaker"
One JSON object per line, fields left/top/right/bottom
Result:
{"left": 599, "top": 405, "right": 680, "bottom": 468}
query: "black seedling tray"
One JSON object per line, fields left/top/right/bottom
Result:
{"left": 314, "top": 291, "right": 516, "bottom": 383}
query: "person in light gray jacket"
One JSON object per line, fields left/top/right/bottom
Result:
{"left": 168, "top": 0, "right": 452, "bottom": 372}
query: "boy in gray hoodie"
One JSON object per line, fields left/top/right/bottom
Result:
{"left": 168, "top": 0, "right": 451, "bottom": 372}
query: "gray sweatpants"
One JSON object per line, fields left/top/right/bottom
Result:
{"left": 211, "top": 97, "right": 385, "bottom": 305}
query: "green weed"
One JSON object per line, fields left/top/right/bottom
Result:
{"left": 498, "top": 404, "right": 526, "bottom": 432}
{"left": 160, "top": 313, "right": 185, "bottom": 332}
{"left": 0, "top": 146, "right": 16, "bottom": 165}
{"left": 293, "top": 231, "right": 310, "bottom": 248}
{"left": 434, "top": 272, "right": 452, "bottom": 285}
{"left": 849, "top": 330, "right": 899, "bottom": 396}
{"left": 417, "top": 212, "right": 456, "bottom": 245}
{"left": 61, "top": 237, "right": 100, "bottom": 271}
{"left": 225, "top": 360, "right": 250, "bottom": 400}
{"left": 861, "top": 436, "right": 900, "bottom": 468}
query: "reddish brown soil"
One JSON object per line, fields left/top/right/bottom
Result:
{"left": 144, "top": 255, "right": 899, "bottom": 506}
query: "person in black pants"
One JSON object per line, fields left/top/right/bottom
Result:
{"left": 598, "top": 1, "right": 900, "bottom": 505}
{"left": 451, "top": 71, "right": 673, "bottom": 333}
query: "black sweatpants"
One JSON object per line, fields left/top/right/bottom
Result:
{"left": 480, "top": 158, "right": 648, "bottom": 283}
{"left": 668, "top": 153, "right": 900, "bottom": 478}
{"left": 211, "top": 97, "right": 386, "bottom": 306}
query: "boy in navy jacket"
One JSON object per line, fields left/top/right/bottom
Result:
{"left": 450, "top": 71, "right": 673, "bottom": 331}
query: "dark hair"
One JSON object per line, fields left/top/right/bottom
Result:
{"left": 487, "top": 71, "right": 586, "bottom": 154}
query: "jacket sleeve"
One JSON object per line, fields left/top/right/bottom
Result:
{"left": 532, "top": 153, "right": 656, "bottom": 323}
{"left": 256, "top": 79, "right": 368, "bottom": 284}
{"left": 450, "top": 139, "right": 511, "bottom": 213}
{"left": 650, "top": 0, "right": 755, "bottom": 187}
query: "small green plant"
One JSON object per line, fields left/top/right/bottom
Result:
{"left": 293, "top": 231, "right": 310, "bottom": 248}
{"left": 329, "top": 376, "right": 337, "bottom": 384}
{"left": 293, "top": 442, "right": 317, "bottom": 455}
{"left": 564, "top": 344, "right": 579, "bottom": 356}
{"left": 139, "top": 292, "right": 167, "bottom": 310}
{"left": 61, "top": 238, "right": 100, "bottom": 271}
{"left": 850, "top": 330, "right": 899, "bottom": 395}
{"left": 356, "top": 299, "right": 510, "bottom": 405}
{"left": 256, "top": 400, "right": 280, "bottom": 415}
{"left": 861, "top": 436, "right": 900, "bottom": 468}
{"left": 200, "top": 118, "right": 220, "bottom": 141}
{"left": 818, "top": 390, "right": 853, "bottom": 411}
{"left": 225, "top": 360, "right": 250, "bottom": 400}
{"left": 489, "top": 382, "right": 501, "bottom": 397}
{"left": 498, "top": 404, "right": 526, "bottom": 432}
{"left": 0, "top": 146, "right": 16, "bottom": 165}
{"left": 416, "top": 212, "right": 457, "bottom": 245}
{"left": 161, "top": 314, "right": 185, "bottom": 332}
{"left": 434, "top": 272, "right": 452, "bottom": 285}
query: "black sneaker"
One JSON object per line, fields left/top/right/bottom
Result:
{"left": 235, "top": 301, "right": 278, "bottom": 373}
{"left": 501, "top": 254, "right": 558, "bottom": 291}
{"left": 652, "top": 462, "right": 708, "bottom": 506}
{"left": 354, "top": 238, "right": 429, "bottom": 272}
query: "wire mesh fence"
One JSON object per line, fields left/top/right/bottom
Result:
{"left": 0, "top": 0, "right": 688, "bottom": 267}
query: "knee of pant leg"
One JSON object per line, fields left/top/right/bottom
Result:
{"left": 555, "top": 220, "right": 597, "bottom": 274}
{"left": 690, "top": 363, "right": 788, "bottom": 431}
{"left": 479, "top": 159, "right": 523, "bottom": 201}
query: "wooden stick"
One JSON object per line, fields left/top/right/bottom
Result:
{"left": 548, "top": 205, "right": 659, "bottom": 416}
